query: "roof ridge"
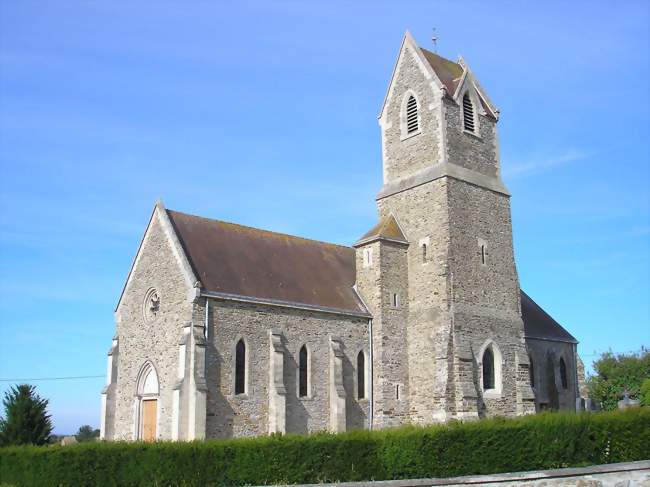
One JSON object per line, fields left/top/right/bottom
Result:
{"left": 166, "top": 209, "right": 353, "bottom": 251}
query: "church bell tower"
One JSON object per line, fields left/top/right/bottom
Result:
{"left": 356, "top": 31, "right": 535, "bottom": 426}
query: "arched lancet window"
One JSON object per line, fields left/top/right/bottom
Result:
{"left": 357, "top": 351, "right": 366, "bottom": 399}
{"left": 235, "top": 339, "right": 246, "bottom": 395}
{"left": 463, "top": 92, "right": 475, "bottom": 132}
{"left": 559, "top": 357, "right": 568, "bottom": 390}
{"left": 482, "top": 347, "right": 495, "bottom": 390}
{"left": 480, "top": 341, "right": 502, "bottom": 395}
{"left": 406, "top": 95, "right": 419, "bottom": 134}
{"left": 529, "top": 354, "right": 535, "bottom": 388}
{"left": 298, "top": 345, "right": 309, "bottom": 397}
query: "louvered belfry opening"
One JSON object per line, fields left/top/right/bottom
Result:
{"left": 406, "top": 95, "right": 419, "bottom": 134}
{"left": 463, "top": 93, "right": 475, "bottom": 132}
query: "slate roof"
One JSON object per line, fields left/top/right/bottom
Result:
{"left": 420, "top": 48, "right": 464, "bottom": 95}
{"left": 521, "top": 291, "right": 578, "bottom": 343}
{"left": 420, "top": 48, "right": 497, "bottom": 119}
{"left": 167, "top": 210, "right": 369, "bottom": 316}
{"left": 167, "top": 209, "right": 575, "bottom": 342}
{"left": 353, "top": 214, "right": 408, "bottom": 247}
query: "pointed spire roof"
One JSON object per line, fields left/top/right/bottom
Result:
{"left": 354, "top": 215, "right": 408, "bottom": 247}
{"left": 420, "top": 48, "right": 464, "bottom": 95}
{"left": 379, "top": 31, "right": 498, "bottom": 121}
{"left": 422, "top": 49, "right": 498, "bottom": 120}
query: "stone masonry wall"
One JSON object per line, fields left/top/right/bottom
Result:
{"left": 377, "top": 180, "right": 454, "bottom": 424}
{"left": 452, "top": 308, "right": 526, "bottom": 417}
{"left": 446, "top": 178, "right": 520, "bottom": 313}
{"left": 526, "top": 338, "right": 577, "bottom": 411}
{"left": 444, "top": 98, "right": 499, "bottom": 178}
{"left": 383, "top": 46, "right": 442, "bottom": 183}
{"left": 201, "top": 299, "right": 370, "bottom": 439}
{"left": 355, "top": 240, "right": 410, "bottom": 428}
{"left": 376, "top": 242, "right": 410, "bottom": 426}
{"left": 446, "top": 178, "right": 532, "bottom": 417}
{"left": 112, "top": 211, "right": 193, "bottom": 440}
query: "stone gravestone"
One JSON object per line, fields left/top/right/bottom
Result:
{"left": 617, "top": 391, "right": 640, "bottom": 410}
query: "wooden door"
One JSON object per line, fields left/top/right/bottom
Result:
{"left": 142, "top": 399, "right": 157, "bottom": 441}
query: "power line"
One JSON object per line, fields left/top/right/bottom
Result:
{"left": 0, "top": 375, "right": 104, "bottom": 382}
{"left": 0, "top": 349, "right": 645, "bottom": 382}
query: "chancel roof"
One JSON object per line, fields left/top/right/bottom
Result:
{"left": 521, "top": 291, "right": 578, "bottom": 343}
{"left": 167, "top": 210, "right": 369, "bottom": 316}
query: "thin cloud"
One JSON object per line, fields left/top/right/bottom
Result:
{"left": 503, "top": 149, "right": 590, "bottom": 178}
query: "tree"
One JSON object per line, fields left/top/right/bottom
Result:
{"left": 587, "top": 348, "right": 650, "bottom": 411}
{"left": 75, "top": 424, "right": 100, "bottom": 442}
{"left": 0, "top": 384, "right": 53, "bottom": 446}
{"left": 641, "top": 378, "right": 650, "bottom": 407}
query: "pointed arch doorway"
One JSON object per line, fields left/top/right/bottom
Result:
{"left": 135, "top": 362, "right": 159, "bottom": 441}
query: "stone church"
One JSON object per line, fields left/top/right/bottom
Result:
{"left": 100, "top": 32, "right": 583, "bottom": 441}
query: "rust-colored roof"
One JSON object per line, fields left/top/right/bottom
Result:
{"left": 420, "top": 48, "right": 496, "bottom": 119}
{"left": 521, "top": 291, "right": 577, "bottom": 343}
{"left": 167, "top": 210, "right": 369, "bottom": 316}
{"left": 354, "top": 215, "right": 408, "bottom": 247}
{"left": 420, "top": 48, "right": 464, "bottom": 95}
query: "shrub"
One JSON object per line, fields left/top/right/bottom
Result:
{"left": 586, "top": 349, "right": 650, "bottom": 410}
{"left": 1, "top": 408, "right": 648, "bottom": 487}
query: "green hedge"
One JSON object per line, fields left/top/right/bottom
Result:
{"left": 1, "top": 409, "right": 649, "bottom": 486}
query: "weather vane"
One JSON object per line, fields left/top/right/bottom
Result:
{"left": 432, "top": 28, "right": 438, "bottom": 53}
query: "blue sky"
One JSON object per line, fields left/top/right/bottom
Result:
{"left": 0, "top": 1, "right": 648, "bottom": 434}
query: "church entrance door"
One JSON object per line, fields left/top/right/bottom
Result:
{"left": 142, "top": 399, "right": 157, "bottom": 441}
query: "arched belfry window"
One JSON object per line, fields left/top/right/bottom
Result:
{"left": 401, "top": 92, "right": 420, "bottom": 139}
{"left": 463, "top": 92, "right": 475, "bottom": 133}
{"left": 559, "top": 357, "right": 568, "bottom": 390}
{"left": 357, "top": 351, "right": 366, "bottom": 399}
{"left": 235, "top": 339, "right": 246, "bottom": 395}
{"left": 482, "top": 347, "right": 495, "bottom": 390}
{"left": 298, "top": 345, "right": 309, "bottom": 397}
{"left": 406, "top": 95, "right": 419, "bottom": 134}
